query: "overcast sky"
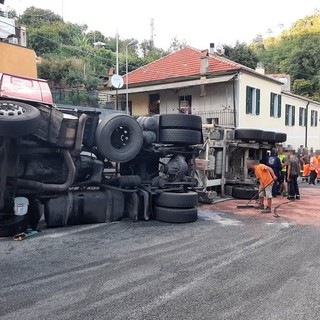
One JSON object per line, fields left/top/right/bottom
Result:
{"left": 4, "top": 0, "right": 320, "bottom": 50}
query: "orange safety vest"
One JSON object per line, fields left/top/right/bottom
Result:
{"left": 309, "top": 156, "right": 318, "bottom": 171}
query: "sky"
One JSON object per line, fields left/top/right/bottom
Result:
{"left": 3, "top": 0, "right": 320, "bottom": 50}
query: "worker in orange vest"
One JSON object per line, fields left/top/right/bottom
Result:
{"left": 309, "top": 153, "right": 318, "bottom": 186}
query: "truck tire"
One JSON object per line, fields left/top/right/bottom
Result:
{"left": 234, "top": 129, "right": 264, "bottom": 142}
{"left": 154, "top": 191, "right": 198, "bottom": 208}
{"left": 159, "top": 128, "right": 202, "bottom": 145}
{"left": 232, "top": 186, "right": 258, "bottom": 200}
{"left": 95, "top": 114, "right": 143, "bottom": 163}
{"left": 153, "top": 206, "right": 198, "bottom": 223}
{"left": 262, "top": 131, "right": 276, "bottom": 143}
{"left": 0, "top": 214, "right": 29, "bottom": 237}
{"left": 160, "top": 114, "right": 202, "bottom": 130}
{"left": 0, "top": 100, "right": 41, "bottom": 137}
{"left": 275, "top": 132, "right": 287, "bottom": 143}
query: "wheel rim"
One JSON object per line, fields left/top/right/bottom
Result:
{"left": 110, "top": 125, "right": 131, "bottom": 150}
{"left": 0, "top": 102, "right": 26, "bottom": 116}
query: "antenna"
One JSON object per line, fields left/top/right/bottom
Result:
{"left": 150, "top": 18, "right": 154, "bottom": 46}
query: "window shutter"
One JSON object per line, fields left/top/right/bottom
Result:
{"left": 278, "top": 95, "right": 281, "bottom": 117}
{"left": 246, "top": 86, "right": 252, "bottom": 114}
{"left": 270, "top": 93, "right": 274, "bottom": 117}
{"left": 299, "top": 107, "right": 303, "bottom": 126}
{"left": 316, "top": 111, "right": 318, "bottom": 127}
{"left": 311, "top": 110, "right": 314, "bottom": 126}
{"left": 256, "top": 89, "right": 260, "bottom": 115}
{"left": 292, "top": 105, "right": 295, "bottom": 126}
{"left": 304, "top": 108, "right": 308, "bottom": 127}
{"left": 285, "top": 104, "right": 289, "bottom": 125}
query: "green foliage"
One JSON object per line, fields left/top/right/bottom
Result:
{"left": 223, "top": 41, "right": 258, "bottom": 69}
{"left": 252, "top": 13, "right": 320, "bottom": 101}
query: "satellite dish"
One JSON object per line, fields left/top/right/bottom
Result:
{"left": 111, "top": 74, "right": 124, "bottom": 89}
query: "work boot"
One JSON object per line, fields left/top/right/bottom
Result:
{"left": 261, "top": 207, "right": 271, "bottom": 213}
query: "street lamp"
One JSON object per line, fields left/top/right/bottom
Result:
{"left": 125, "top": 39, "right": 138, "bottom": 115}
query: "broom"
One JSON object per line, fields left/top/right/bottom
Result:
{"left": 236, "top": 179, "right": 275, "bottom": 209}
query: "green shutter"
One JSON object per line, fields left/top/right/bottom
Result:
{"left": 246, "top": 86, "right": 252, "bottom": 114}
{"left": 256, "top": 89, "right": 260, "bottom": 115}
{"left": 285, "top": 104, "right": 289, "bottom": 125}
{"left": 316, "top": 111, "right": 318, "bottom": 127}
{"left": 311, "top": 110, "right": 314, "bottom": 126}
{"left": 292, "top": 105, "right": 295, "bottom": 126}
{"left": 299, "top": 107, "right": 302, "bottom": 126}
{"left": 270, "top": 93, "right": 274, "bottom": 117}
{"left": 278, "top": 95, "right": 281, "bottom": 117}
{"left": 304, "top": 108, "right": 307, "bottom": 127}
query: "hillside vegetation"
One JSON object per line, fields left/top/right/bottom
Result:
{"left": 2, "top": 7, "right": 319, "bottom": 103}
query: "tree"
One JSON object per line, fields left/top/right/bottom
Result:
{"left": 223, "top": 41, "right": 258, "bottom": 69}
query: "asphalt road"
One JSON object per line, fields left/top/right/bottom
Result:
{"left": 1, "top": 192, "right": 320, "bottom": 320}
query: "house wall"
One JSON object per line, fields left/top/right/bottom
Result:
{"left": 282, "top": 95, "right": 320, "bottom": 150}
{"left": 238, "top": 72, "right": 320, "bottom": 150}
{"left": 0, "top": 42, "right": 37, "bottom": 78}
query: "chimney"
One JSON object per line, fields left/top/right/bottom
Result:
{"left": 200, "top": 50, "right": 209, "bottom": 75}
{"left": 255, "top": 62, "right": 265, "bottom": 75}
{"left": 209, "top": 43, "right": 215, "bottom": 54}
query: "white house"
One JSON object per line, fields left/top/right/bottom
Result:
{"left": 103, "top": 46, "right": 320, "bottom": 150}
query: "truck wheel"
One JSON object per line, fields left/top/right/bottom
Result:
{"left": 234, "top": 129, "right": 264, "bottom": 142}
{"left": 154, "top": 191, "right": 198, "bottom": 208}
{"left": 232, "top": 186, "right": 258, "bottom": 199}
{"left": 95, "top": 114, "right": 143, "bottom": 163}
{"left": 275, "top": 132, "right": 287, "bottom": 143}
{"left": 160, "top": 114, "right": 202, "bottom": 130}
{"left": 262, "top": 131, "right": 276, "bottom": 143}
{"left": 153, "top": 206, "right": 198, "bottom": 223}
{"left": 0, "top": 214, "right": 29, "bottom": 237}
{"left": 0, "top": 100, "right": 41, "bottom": 136}
{"left": 159, "top": 128, "right": 202, "bottom": 145}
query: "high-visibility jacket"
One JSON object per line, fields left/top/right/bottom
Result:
{"left": 278, "top": 154, "right": 287, "bottom": 172}
{"left": 309, "top": 156, "right": 318, "bottom": 172}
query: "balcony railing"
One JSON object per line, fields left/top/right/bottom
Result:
{"left": 193, "top": 109, "right": 236, "bottom": 127}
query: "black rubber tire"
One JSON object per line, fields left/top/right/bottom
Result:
{"left": 0, "top": 214, "right": 29, "bottom": 237}
{"left": 262, "top": 131, "right": 276, "bottom": 143}
{"left": 160, "top": 114, "right": 202, "bottom": 130}
{"left": 95, "top": 114, "right": 143, "bottom": 163}
{"left": 0, "top": 100, "right": 41, "bottom": 137}
{"left": 275, "top": 132, "right": 287, "bottom": 143}
{"left": 159, "top": 128, "right": 202, "bottom": 145}
{"left": 154, "top": 191, "right": 198, "bottom": 208}
{"left": 232, "top": 186, "right": 258, "bottom": 200}
{"left": 153, "top": 206, "right": 198, "bottom": 223}
{"left": 234, "top": 129, "right": 264, "bottom": 142}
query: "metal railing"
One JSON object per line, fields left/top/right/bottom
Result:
{"left": 193, "top": 109, "right": 235, "bottom": 127}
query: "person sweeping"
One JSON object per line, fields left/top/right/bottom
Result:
{"left": 248, "top": 161, "right": 278, "bottom": 214}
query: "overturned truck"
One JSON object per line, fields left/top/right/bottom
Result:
{"left": 0, "top": 73, "right": 202, "bottom": 237}
{"left": 195, "top": 124, "right": 287, "bottom": 203}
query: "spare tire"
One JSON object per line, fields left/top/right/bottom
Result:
{"left": 0, "top": 100, "right": 41, "bottom": 137}
{"left": 95, "top": 114, "right": 143, "bottom": 163}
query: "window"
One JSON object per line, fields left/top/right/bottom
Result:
{"left": 311, "top": 110, "right": 318, "bottom": 127}
{"left": 246, "top": 86, "right": 260, "bottom": 115}
{"left": 299, "top": 107, "right": 307, "bottom": 126}
{"left": 149, "top": 93, "right": 160, "bottom": 115}
{"left": 285, "top": 104, "right": 295, "bottom": 126}
{"left": 270, "top": 93, "right": 281, "bottom": 117}
{"left": 179, "top": 95, "right": 192, "bottom": 114}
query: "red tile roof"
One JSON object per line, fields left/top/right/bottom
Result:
{"left": 124, "top": 46, "right": 243, "bottom": 85}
